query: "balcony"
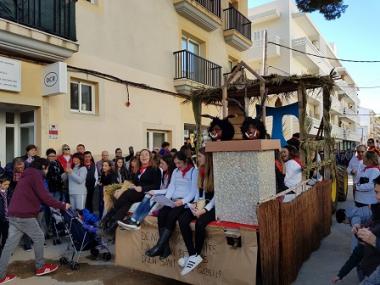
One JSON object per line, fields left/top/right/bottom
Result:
{"left": 173, "top": 0, "right": 222, "bottom": 31}
{"left": 340, "top": 107, "right": 357, "bottom": 123}
{"left": 223, "top": 7, "right": 252, "bottom": 51}
{"left": 343, "top": 128, "right": 360, "bottom": 142}
{"left": 173, "top": 50, "right": 222, "bottom": 95}
{"left": 0, "top": 0, "right": 78, "bottom": 62}
{"left": 247, "top": 35, "right": 280, "bottom": 62}
{"left": 330, "top": 96, "right": 343, "bottom": 114}
{"left": 331, "top": 125, "right": 344, "bottom": 140}
{"left": 292, "top": 37, "right": 333, "bottom": 75}
{"left": 335, "top": 80, "right": 359, "bottom": 104}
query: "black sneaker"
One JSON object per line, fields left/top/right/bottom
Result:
{"left": 23, "top": 244, "right": 32, "bottom": 252}
{"left": 117, "top": 219, "right": 141, "bottom": 230}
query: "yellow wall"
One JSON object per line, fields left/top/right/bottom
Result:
{"left": 1, "top": 0, "right": 250, "bottom": 160}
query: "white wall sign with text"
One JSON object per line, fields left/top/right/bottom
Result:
{"left": 43, "top": 62, "right": 67, "bottom": 96}
{"left": 0, "top": 56, "right": 21, "bottom": 92}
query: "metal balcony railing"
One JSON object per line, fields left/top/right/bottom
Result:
{"left": 174, "top": 50, "right": 222, "bottom": 87}
{"left": 195, "top": 0, "right": 221, "bottom": 18}
{"left": 0, "top": 0, "right": 76, "bottom": 41}
{"left": 223, "top": 7, "right": 251, "bottom": 41}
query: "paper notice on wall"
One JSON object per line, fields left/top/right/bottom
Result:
{"left": 48, "top": 124, "right": 59, "bottom": 139}
{"left": 0, "top": 56, "right": 21, "bottom": 92}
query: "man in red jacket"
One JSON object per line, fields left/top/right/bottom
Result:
{"left": 0, "top": 158, "right": 70, "bottom": 284}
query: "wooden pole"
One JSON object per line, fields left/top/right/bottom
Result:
{"left": 222, "top": 85, "right": 228, "bottom": 118}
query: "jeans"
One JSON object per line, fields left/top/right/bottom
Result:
{"left": 113, "top": 189, "right": 145, "bottom": 221}
{"left": 131, "top": 195, "right": 155, "bottom": 223}
{"left": 0, "top": 217, "right": 45, "bottom": 279}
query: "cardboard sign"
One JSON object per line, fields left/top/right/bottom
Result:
{"left": 115, "top": 216, "right": 258, "bottom": 285}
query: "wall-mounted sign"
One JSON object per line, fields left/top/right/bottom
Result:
{"left": 0, "top": 56, "right": 21, "bottom": 92}
{"left": 43, "top": 62, "right": 67, "bottom": 96}
{"left": 48, "top": 124, "right": 59, "bottom": 139}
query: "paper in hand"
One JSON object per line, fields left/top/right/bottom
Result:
{"left": 152, "top": 195, "right": 176, "bottom": 208}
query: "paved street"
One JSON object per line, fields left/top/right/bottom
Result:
{"left": 294, "top": 182, "right": 358, "bottom": 285}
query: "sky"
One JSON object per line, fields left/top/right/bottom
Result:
{"left": 248, "top": 0, "right": 380, "bottom": 113}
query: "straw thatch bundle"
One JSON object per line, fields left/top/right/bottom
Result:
{"left": 103, "top": 180, "right": 135, "bottom": 213}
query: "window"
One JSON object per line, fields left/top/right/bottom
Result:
{"left": 182, "top": 36, "right": 200, "bottom": 55}
{"left": 253, "top": 30, "right": 265, "bottom": 41}
{"left": 147, "top": 130, "right": 169, "bottom": 151}
{"left": 70, "top": 81, "right": 96, "bottom": 114}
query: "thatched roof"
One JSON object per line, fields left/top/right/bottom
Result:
{"left": 191, "top": 74, "right": 336, "bottom": 105}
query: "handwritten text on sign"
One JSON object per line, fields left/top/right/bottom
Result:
{"left": 0, "top": 57, "right": 21, "bottom": 92}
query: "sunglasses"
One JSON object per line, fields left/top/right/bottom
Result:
{"left": 63, "top": 148, "right": 70, "bottom": 151}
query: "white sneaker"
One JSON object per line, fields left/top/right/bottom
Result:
{"left": 177, "top": 256, "right": 189, "bottom": 268}
{"left": 180, "top": 254, "right": 203, "bottom": 276}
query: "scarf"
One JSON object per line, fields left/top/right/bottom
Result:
{"left": 180, "top": 164, "right": 193, "bottom": 177}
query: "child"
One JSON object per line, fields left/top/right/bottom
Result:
{"left": 0, "top": 177, "right": 10, "bottom": 255}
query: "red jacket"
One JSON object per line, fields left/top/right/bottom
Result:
{"left": 57, "top": 155, "right": 72, "bottom": 171}
{"left": 8, "top": 168, "right": 66, "bottom": 218}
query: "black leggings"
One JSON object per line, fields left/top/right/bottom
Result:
{"left": 157, "top": 205, "right": 186, "bottom": 231}
{"left": 178, "top": 208, "right": 216, "bottom": 256}
{"left": 113, "top": 189, "right": 145, "bottom": 221}
{"left": 0, "top": 220, "right": 9, "bottom": 252}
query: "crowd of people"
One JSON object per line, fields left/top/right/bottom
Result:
{"left": 0, "top": 139, "right": 213, "bottom": 283}
{"left": 332, "top": 139, "right": 380, "bottom": 285}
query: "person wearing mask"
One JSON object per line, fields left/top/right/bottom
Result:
{"left": 96, "top": 151, "right": 110, "bottom": 175}
{"left": 118, "top": 154, "right": 175, "bottom": 230}
{"left": 348, "top": 145, "right": 366, "bottom": 198}
{"left": 0, "top": 177, "right": 11, "bottom": 256}
{"left": 103, "top": 150, "right": 161, "bottom": 233}
{"left": 240, "top": 117, "right": 267, "bottom": 140}
{"left": 0, "top": 158, "right": 70, "bottom": 284}
{"left": 177, "top": 147, "right": 215, "bottom": 275}
{"left": 62, "top": 153, "right": 87, "bottom": 211}
{"left": 145, "top": 151, "right": 198, "bottom": 260}
{"left": 114, "top": 158, "right": 129, "bottom": 184}
{"left": 355, "top": 151, "right": 380, "bottom": 208}
{"left": 76, "top": 144, "right": 86, "bottom": 154}
{"left": 83, "top": 151, "right": 98, "bottom": 212}
{"left": 57, "top": 144, "right": 72, "bottom": 172}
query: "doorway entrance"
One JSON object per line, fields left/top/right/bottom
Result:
{"left": 0, "top": 107, "right": 36, "bottom": 166}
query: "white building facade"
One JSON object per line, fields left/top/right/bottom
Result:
{"left": 246, "top": 0, "right": 360, "bottom": 149}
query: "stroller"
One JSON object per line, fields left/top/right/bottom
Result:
{"left": 50, "top": 207, "right": 66, "bottom": 245}
{"left": 58, "top": 208, "right": 111, "bottom": 270}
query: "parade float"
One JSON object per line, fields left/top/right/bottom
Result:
{"left": 115, "top": 62, "right": 344, "bottom": 285}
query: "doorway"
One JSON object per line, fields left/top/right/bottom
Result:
{"left": 0, "top": 110, "right": 36, "bottom": 166}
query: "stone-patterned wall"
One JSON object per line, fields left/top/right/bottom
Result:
{"left": 213, "top": 150, "right": 276, "bottom": 224}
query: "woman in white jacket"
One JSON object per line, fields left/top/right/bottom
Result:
{"left": 355, "top": 151, "right": 380, "bottom": 208}
{"left": 62, "top": 153, "right": 87, "bottom": 210}
{"left": 145, "top": 151, "right": 198, "bottom": 260}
